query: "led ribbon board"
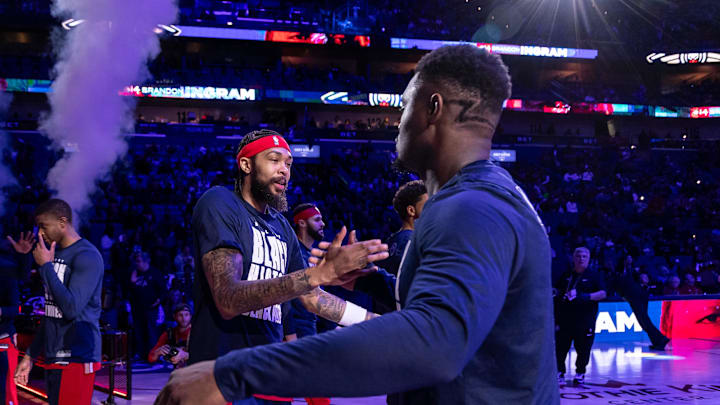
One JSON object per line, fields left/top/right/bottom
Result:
{"left": 3, "top": 77, "right": 718, "bottom": 118}
{"left": 121, "top": 85, "right": 257, "bottom": 101}
{"left": 690, "top": 107, "right": 720, "bottom": 118}
{"left": 175, "top": 25, "right": 370, "bottom": 47}
{"left": 646, "top": 52, "right": 720, "bottom": 64}
{"left": 320, "top": 91, "right": 349, "bottom": 104}
{"left": 1, "top": 78, "right": 52, "bottom": 93}
{"left": 390, "top": 38, "right": 598, "bottom": 59}
{"left": 61, "top": 20, "right": 369, "bottom": 46}
{"left": 368, "top": 93, "right": 402, "bottom": 107}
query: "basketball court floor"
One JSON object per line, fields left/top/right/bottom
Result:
{"left": 16, "top": 338, "right": 720, "bottom": 404}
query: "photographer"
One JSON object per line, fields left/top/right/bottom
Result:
{"left": 149, "top": 304, "right": 191, "bottom": 368}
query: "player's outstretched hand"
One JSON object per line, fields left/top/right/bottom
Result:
{"left": 154, "top": 360, "right": 226, "bottom": 405}
{"left": 6, "top": 231, "right": 36, "bottom": 254}
{"left": 307, "top": 226, "right": 387, "bottom": 287}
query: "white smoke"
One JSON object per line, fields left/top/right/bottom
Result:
{"left": 41, "top": 0, "right": 177, "bottom": 216}
{"left": 0, "top": 90, "right": 16, "bottom": 216}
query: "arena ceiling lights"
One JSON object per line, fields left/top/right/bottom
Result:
{"left": 61, "top": 18, "right": 182, "bottom": 36}
{"left": 646, "top": 52, "right": 720, "bottom": 64}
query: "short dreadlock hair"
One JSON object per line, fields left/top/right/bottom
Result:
{"left": 234, "top": 129, "right": 284, "bottom": 193}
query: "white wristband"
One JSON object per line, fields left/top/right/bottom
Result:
{"left": 338, "top": 301, "right": 367, "bottom": 326}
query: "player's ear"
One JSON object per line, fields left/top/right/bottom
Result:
{"left": 428, "top": 93, "right": 443, "bottom": 123}
{"left": 238, "top": 156, "right": 253, "bottom": 175}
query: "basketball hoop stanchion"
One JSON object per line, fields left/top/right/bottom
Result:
{"left": 100, "top": 329, "right": 130, "bottom": 404}
{"left": 102, "top": 331, "right": 117, "bottom": 405}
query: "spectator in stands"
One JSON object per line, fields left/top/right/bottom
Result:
{"left": 128, "top": 251, "right": 165, "bottom": 360}
{"left": 679, "top": 273, "right": 702, "bottom": 295}
{"left": 698, "top": 263, "right": 719, "bottom": 293}
{"left": 173, "top": 246, "right": 195, "bottom": 290}
{"left": 638, "top": 273, "right": 658, "bottom": 295}
{"left": 664, "top": 276, "right": 681, "bottom": 295}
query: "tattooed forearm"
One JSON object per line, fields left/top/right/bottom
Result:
{"left": 202, "top": 248, "right": 315, "bottom": 319}
{"left": 299, "top": 288, "right": 347, "bottom": 323}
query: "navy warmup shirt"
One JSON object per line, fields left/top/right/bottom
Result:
{"left": 375, "top": 229, "right": 412, "bottom": 276}
{"left": 29, "top": 239, "right": 103, "bottom": 364}
{"left": 285, "top": 243, "right": 317, "bottom": 338}
{"left": 554, "top": 268, "right": 607, "bottom": 329}
{"left": 188, "top": 186, "right": 306, "bottom": 364}
{"left": 214, "top": 160, "right": 560, "bottom": 404}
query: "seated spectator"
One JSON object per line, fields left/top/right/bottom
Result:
{"left": 679, "top": 273, "right": 702, "bottom": 295}
{"left": 148, "top": 303, "right": 192, "bottom": 368}
{"left": 637, "top": 272, "right": 655, "bottom": 295}
{"left": 698, "top": 264, "right": 719, "bottom": 293}
{"left": 663, "top": 275, "right": 681, "bottom": 296}
{"left": 173, "top": 245, "right": 195, "bottom": 287}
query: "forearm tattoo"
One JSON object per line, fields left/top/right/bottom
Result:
{"left": 302, "top": 288, "right": 347, "bottom": 323}
{"left": 202, "top": 248, "right": 315, "bottom": 317}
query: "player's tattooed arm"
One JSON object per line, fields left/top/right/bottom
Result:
{"left": 202, "top": 248, "right": 316, "bottom": 319}
{"left": 299, "top": 288, "right": 346, "bottom": 323}
{"left": 202, "top": 232, "right": 388, "bottom": 320}
{"left": 299, "top": 288, "right": 379, "bottom": 323}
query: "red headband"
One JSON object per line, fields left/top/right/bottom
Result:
{"left": 236, "top": 135, "right": 291, "bottom": 169}
{"left": 293, "top": 207, "right": 321, "bottom": 224}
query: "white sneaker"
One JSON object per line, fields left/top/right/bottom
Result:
{"left": 573, "top": 373, "right": 585, "bottom": 385}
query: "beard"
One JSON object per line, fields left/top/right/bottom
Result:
{"left": 308, "top": 226, "right": 324, "bottom": 242}
{"left": 392, "top": 155, "right": 419, "bottom": 176}
{"left": 250, "top": 173, "right": 288, "bottom": 212}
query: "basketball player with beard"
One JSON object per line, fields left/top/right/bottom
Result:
{"left": 285, "top": 203, "right": 326, "bottom": 340}
{"left": 285, "top": 204, "right": 332, "bottom": 405}
{"left": 185, "top": 129, "right": 387, "bottom": 405}
{"left": 158, "top": 46, "right": 558, "bottom": 405}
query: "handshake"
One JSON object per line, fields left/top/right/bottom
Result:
{"left": 303, "top": 227, "right": 388, "bottom": 288}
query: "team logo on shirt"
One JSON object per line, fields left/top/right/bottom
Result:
{"left": 242, "top": 221, "right": 288, "bottom": 324}
{"left": 45, "top": 259, "right": 68, "bottom": 319}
